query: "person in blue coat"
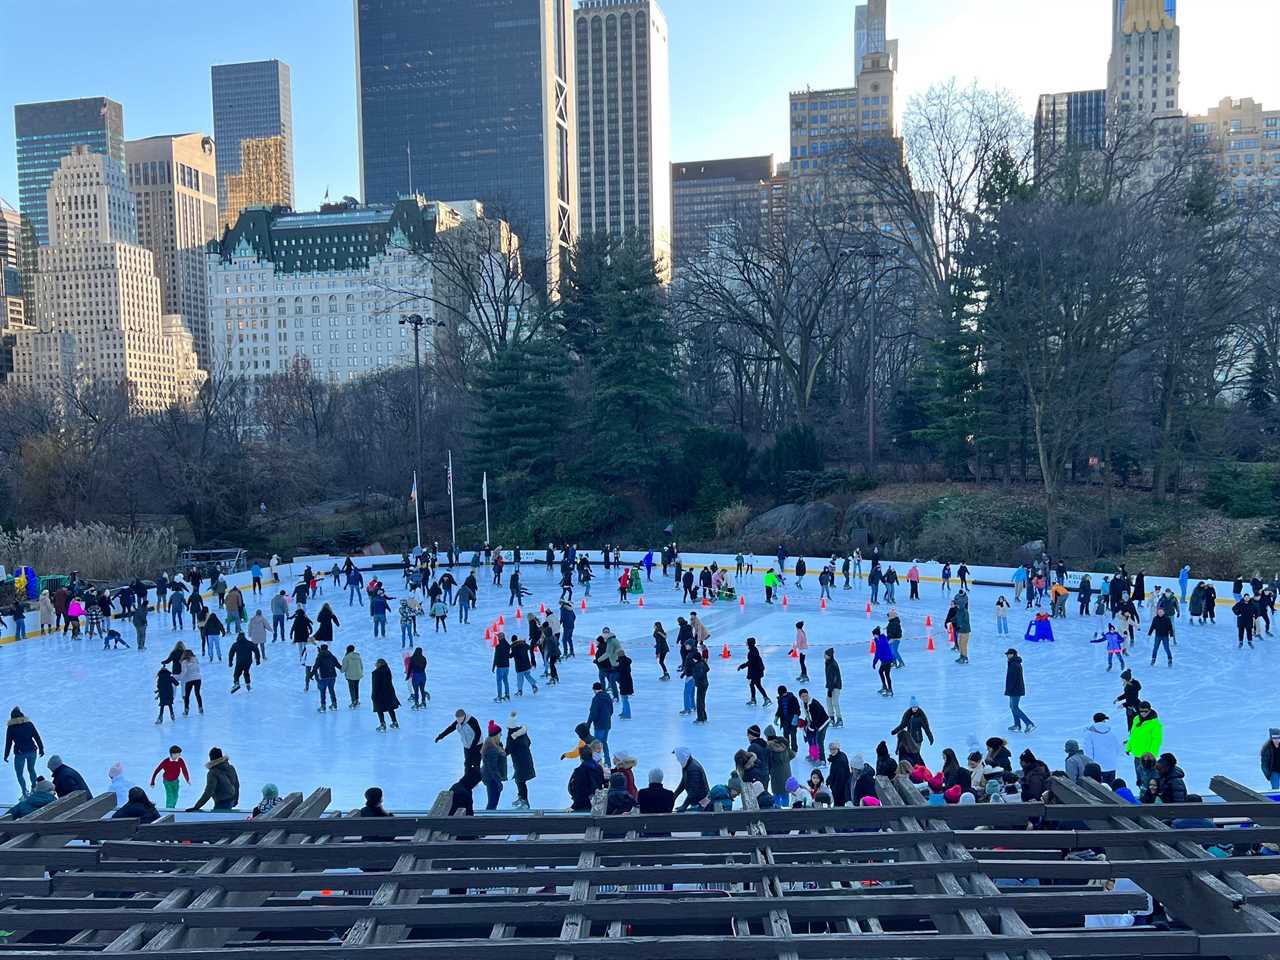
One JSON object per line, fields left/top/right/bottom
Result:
{"left": 1178, "top": 565, "right": 1191, "bottom": 604}
{"left": 872, "top": 628, "right": 895, "bottom": 697}
{"left": 587, "top": 682, "right": 614, "bottom": 764}
{"left": 47, "top": 756, "right": 91, "bottom": 798}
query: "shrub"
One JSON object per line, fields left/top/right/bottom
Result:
{"left": 504, "top": 486, "right": 630, "bottom": 544}
{"left": 0, "top": 523, "right": 179, "bottom": 583}
{"left": 714, "top": 502, "right": 751, "bottom": 539}
{"left": 912, "top": 496, "right": 1044, "bottom": 564}
{"left": 1202, "top": 463, "right": 1279, "bottom": 518}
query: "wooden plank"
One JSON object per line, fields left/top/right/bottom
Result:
{"left": 555, "top": 787, "right": 608, "bottom": 960}
{"left": 343, "top": 790, "right": 453, "bottom": 948}
{"left": 1049, "top": 775, "right": 1280, "bottom": 954}
{"left": 490, "top": 810, "right": 543, "bottom": 942}
{"left": 0, "top": 928, "right": 1234, "bottom": 959}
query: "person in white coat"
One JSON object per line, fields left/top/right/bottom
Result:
{"left": 1083, "top": 711, "right": 1124, "bottom": 784}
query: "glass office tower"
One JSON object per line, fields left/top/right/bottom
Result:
{"left": 211, "top": 60, "right": 294, "bottom": 228}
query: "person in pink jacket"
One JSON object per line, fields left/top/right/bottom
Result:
{"left": 907, "top": 565, "right": 921, "bottom": 601}
{"left": 794, "top": 621, "right": 810, "bottom": 682}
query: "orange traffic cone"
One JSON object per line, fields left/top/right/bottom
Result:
{"left": 701, "top": 596, "right": 711, "bottom": 607}
{"left": 869, "top": 640, "right": 875, "bottom": 657}
{"left": 639, "top": 596, "right": 645, "bottom": 608}
{"left": 865, "top": 601, "right": 872, "bottom": 615}
{"left": 498, "top": 614, "right": 505, "bottom": 627}
{"left": 948, "top": 625, "right": 956, "bottom": 647}
{"left": 588, "top": 639, "right": 596, "bottom": 657}
{"left": 580, "top": 598, "right": 587, "bottom": 611}
{"left": 820, "top": 597, "right": 827, "bottom": 610}
{"left": 925, "top": 613, "right": 933, "bottom": 627}
{"left": 789, "top": 647, "right": 798, "bottom": 658}
{"left": 484, "top": 626, "right": 492, "bottom": 641}
{"left": 739, "top": 594, "right": 746, "bottom": 609}
{"left": 782, "top": 595, "right": 789, "bottom": 609}
{"left": 518, "top": 607, "right": 525, "bottom": 621}
{"left": 539, "top": 601, "right": 546, "bottom": 615}
{"left": 720, "top": 643, "right": 731, "bottom": 659}
{"left": 927, "top": 634, "right": 935, "bottom": 651}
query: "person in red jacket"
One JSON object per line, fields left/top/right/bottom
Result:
{"left": 149, "top": 745, "right": 191, "bottom": 809}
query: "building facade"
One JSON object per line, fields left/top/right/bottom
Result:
{"left": 125, "top": 134, "right": 220, "bottom": 369}
{"left": 1107, "top": 0, "right": 1180, "bottom": 118}
{"left": 10, "top": 147, "right": 201, "bottom": 409}
{"left": 670, "top": 155, "right": 776, "bottom": 270}
{"left": 211, "top": 60, "right": 294, "bottom": 229}
{"left": 1034, "top": 89, "right": 1107, "bottom": 176}
{"left": 574, "top": 0, "right": 671, "bottom": 278}
{"left": 206, "top": 197, "right": 468, "bottom": 384}
{"left": 355, "top": 0, "right": 576, "bottom": 270}
{"left": 0, "top": 197, "right": 24, "bottom": 330}
{"left": 1187, "top": 97, "right": 1280, "bottom": 203}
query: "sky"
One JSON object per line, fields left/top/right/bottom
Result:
{"left": 1, "top": 0, "right": 1277, "bottom": 213}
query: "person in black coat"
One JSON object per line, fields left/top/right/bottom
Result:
{"left": 505, "top": 714, "right": 536, "bottom": 808}
{"left": 449, "top": 768, "right": 482, "bottom": 816}
{"left": 874, "top": 740, "right": 897, "bottom": 778}
{"left": 637, "top": 768, "right": 676, "bottom": 813}
{"left": 689, "top": 653, "right": 710, "bottom": 723}
{"left": 112, "top": 786, "right": 159, "bottom": 823}
{"left": 824, "top": 647, "right": 843, "bottom": 727}
{"left": 228, "top": 632, "right": 261, "bottom": 693}
{"left": 891, "top": 701, "right": 935, "bottom": 748}
{"left": 746, "top": 725, "right": 771, "bottom": 788}
{"left": 826, "top": 744, "right": 851, "bottom": 807}
{"left": 774, "top": 686, "right": 801, "bottom": 751}
{"left": 606, "top": 772, "right": 637, "bottom": 814}
{"left": 1004, "top": 649, "right": 1035, "bottom": 732}
{"left": 568, "top": 747, "right": 605, "bottom": 812}
{"left": 47, "top": 756, "right": 91, "bottom": 798}
{"left": 1018, "top": 749, "right": 1051, "bottom": 801}
{"left": 370, "top": 658, "right": 400, "bottom": 730}
{"left": 738, "top": 637, "right": 769, "bottom": 705}
{"left": 312, "top": 644, "right": 341, "bottom": 711}
{"left": 852, "top": 753, "right": 877, "bottom": 805}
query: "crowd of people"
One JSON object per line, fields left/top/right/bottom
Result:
{"left": 2, "top": 542, "right": 1276, "bottom": 821}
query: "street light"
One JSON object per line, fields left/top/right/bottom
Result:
{"left": 400, "top": 313, "right": 427, "bottom": 548}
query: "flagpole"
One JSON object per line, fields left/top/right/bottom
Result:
{"left": 483, "top": 471, "right": 491, "bottom": 547}
{"left": 448, "top": 450, "right": 457, "bottom": 551}
{"left": 413, "top": 470, "right": 422, "bottom": 552}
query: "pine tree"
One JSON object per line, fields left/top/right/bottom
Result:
{"left": 470, "top": 338, "right": 567, "bottom": 486}
{"left": 1246, "top": 343, "right": 1274, "bottom": 417}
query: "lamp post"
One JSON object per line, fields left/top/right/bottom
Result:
{"left": 400, "top": 313, "right": 427, "bottom": 548}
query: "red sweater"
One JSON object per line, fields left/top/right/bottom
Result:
{"left": 151, "top": 757, "right": 190, "bottom": 784}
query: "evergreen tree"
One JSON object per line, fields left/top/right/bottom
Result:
{"left": 470, "top": 338, "right": 567, "bottom": 486}
{"left": 560, "top": 232, "right": 678, "bottom": 484}
{"left": 1246, "top": 343, "right": 1274, "bottom": 417}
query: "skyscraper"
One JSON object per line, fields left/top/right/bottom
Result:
{"left": 855, "top": 0, "right": 887, "bottom": 82}
{"left": 1107, "top": 0, "right": 1180, "bottom": 117}
{"left": 670, "top": 155, "right": 775, "bottom": 270}
{"left": 1034, "top": 89, "right": 1107, "bottom": 177}
{"left": 125, "top": 134, "right": 220, "bottom": 369}
{"left": 0, "top": 198, "right": 23, "bottom": 331}
{"left": 355, "top": 0, "right": 576, "bottom": 270}
{"left": 14, "top": 97, "right": 125, "bottom": 247}
{"left": 10, "top": 147, "right": 201, "bottom": 409}
{"left": 574, "top": 0, "right": 671, "bottom": 278}
{"left": 211, "top": 60, "right": 294, "bottom": 228}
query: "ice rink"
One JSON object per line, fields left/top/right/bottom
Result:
{"left": 0, "top": 557, "right": 1271, "bottom": 811}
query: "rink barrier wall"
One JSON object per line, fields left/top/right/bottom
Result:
{"left": 0, "top": 548, "right": 1240, "bottom": 648}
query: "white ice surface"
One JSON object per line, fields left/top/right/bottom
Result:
{"left": 0, "top": 562, "right": 1270, "bottom": 811}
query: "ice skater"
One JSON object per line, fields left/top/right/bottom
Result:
{"left": 149, "top": 745, "right": 190, "bottom": 808}
{"left": 155, "top": 665, "right": 178, "bottom": 723}
{"left": 406, "top": 646, "right": 429, "bottom": 708}
{"left": 1090, "top": 623, "right": 1127, "bottom": 672}
{"left": 737, "top": 637, "right": 769, "bottom": 706}
{"left": 228, "top": 631, "right": 260, "bottom": 693}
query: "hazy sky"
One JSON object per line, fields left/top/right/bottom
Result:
{"left": 1, "top": 0, "right": 1277, "bottom": 212}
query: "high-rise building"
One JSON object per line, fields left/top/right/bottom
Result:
{"left": 1107, "top": 0, "right": 1180, "bottom": 118}
{"left": 126, "top": 134, "right": 220, "bottom": 370}
{"left": 354, "top": 0, "right": 576, "bottom": 271}
{"left": 1034, "top": 89, "right": 1107, "bottom": 176}
{"left": 10, "top": 147, "right": 201, "bottom": 409}
{"left": 1187, "top": 97, "right": 1280, "bottom": 202}
{"left": 206, "top": 197, "right": 472, "bottom": 384}
{"left": 574, "top": 0, "right": 672, "bottom": 278}
{"left": 211, "top": 60, "right": 294, "bottom": 229}
{"left": 1113, "top": 0, "right": 1177, "bottom": 44}
{"left": 14, "top": 97, "right": 125, "bottom": 323}
{"left": 670, "top": 155, "right": 776, "bottom": 269}
{"left": 855, "top": 0, "right": 887, "bottom": 82}
{"left": 0, "top": 198, "right": 24, "bottom": 331}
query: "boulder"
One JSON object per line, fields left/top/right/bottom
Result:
{"left": 843, "top": 501, "right": 909, "bottom": 544}
{"left": 744, "top": 502, "right": 840, "bottom": 553}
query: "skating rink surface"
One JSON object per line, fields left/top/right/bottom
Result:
{"left": 0, "top": 563, "right": 1269, "bottom": 810}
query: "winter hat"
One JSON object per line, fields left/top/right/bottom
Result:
{"left": 1094, "top": 713, "right": 1110, "bottom": 723}
{"left": 958, "top": 791, "right": 977, "bottom": 805}
{"left": 943, "top": 785, "right": 963, "bottom": 804}
{"left": 32, "top": 776, "right": 52, "bottom": 792}
{"left": 909, "top": 696, "right": 919, "bottom": 708}
{"left": 1005, "top": 648, "right": 1018, "bottom": 656}
{"left": 1270, "top": 728, "right": 1280, "bottom": 739}
{"left": 747, "top": 724, "right": 762, "bottom": 739}
{"left": 108, "top": 762, "right": 124, "bottom": 780}
{"left": 1064, "top": 739, "right": 1080, "bottom": 754}
{"left": 1120, "top": 669, "right": 1132, "bottom": 680}
{"left": 928, "top": 775, "right": 945, "bottom": 793}
{"left": 985, "top": 779, "right": 1003, "bottom": 797}
{"left": 909, "top": 766, "right": 929, "bottom": 784}
{"left": 674, "top": 747, "right": 691, "bottom": 766}
{"left": 648, "top": 768, "right": 665, "bottom": 784}
{"left": 261, "top": 783, "right": 279, "bottom": 800}
{"left": 764, "top": 725, "right": 778, "bottom": 739}
{"left": 47, "top": 756, "right": 63, "bottom": 771}
{"left": 785, "top": 777, "right": 800, "bottom": 792}
{"left": 487, "top": 721, "right": 501, "bottom": 736}
{"left": 851, "top": 753, "right": 865, "bottom": 769}
{"left": 365, "top": 787, "right": 383, "bottom": 804}
{"left": 859, "top": 796, "right": 881, "bottom": 807}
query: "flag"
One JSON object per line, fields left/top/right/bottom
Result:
{"left": 409, "top": 475, "right": 417, "bottom": 502}
{"left": 482, "top": 472, "right": 487, "bottom": 501}
{"left": 446, "top": 460, "right": 453, "bottom": 497}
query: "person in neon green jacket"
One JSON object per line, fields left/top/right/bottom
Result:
{"left": 1125, "top": 701, "right": 1163, "bottom": 778}
{"left": 763, "top": 569, "right": 779, "bottom": 605}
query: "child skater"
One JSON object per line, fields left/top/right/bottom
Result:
{"left": 155, "top": 665, "right": 179, "bottom": 724}
{"left": 149, "top": 745, "right": 190, "bottom": 809}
